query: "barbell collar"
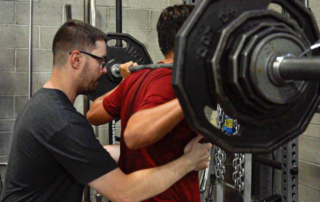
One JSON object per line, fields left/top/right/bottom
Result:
{"left": 274, "top": 57, "right": 320, "bottom": 81}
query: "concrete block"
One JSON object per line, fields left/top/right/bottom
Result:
{"left": 298, "top": 184, "right": 320, "bottom": 202}
{"left": 150, "top": 10, "right": 162, "bottom": 30}
{"left": 149, "top": 51, "right": 163, "bottom": 63}
{"left": 71, "top": 4, "right": 84, "bottom": 22}
{"left": 0, "top": 49, "right": 15, "bottom": 71}
{"left": 128, "top": 30, "right": 160, "bottom": 52}
{"left": 298, "top": 160, "right": 308, "bottom": 185}
{"left": 0, "top": 120, "right": 14, "bottom": 132}
{"left": 0, "top": 133, "right": 13, "bottom": 156}
{"left": 268, "top": 3, "right": 282, "bottom": 13}
{"left": 0, "top": 96, "right": 14, "bottom": 119}
{"left": 0, "top": 2, "right": 15, "bottom": 24}
{"left": 309, "top": 0, "right": 320, "bottom": 10}
{"left": 108, "top": 8, "right": 149, "bottom": 30}
{"left": 97, "top": 128, "right": 109, "bottom": 146}
{"left": 15, "top": 2, "right": 29, "bottom": 25}
{"left": 15, "top": 96, "right": 28, "bottom": 118}
{"left": 306, "top": 124, "right": 320, "bottom": 139}
{"left": 16, "top": 48, "right": 28, "bottom": 72}
{"left": 14, "top": 0, "right": 39, "bottom": 2}
{"left": 40, "top": 26, "right": 60, "bottom": 49}
{"left": 40, "top": 0, "right": 83, "bottom": 4}
{"left": 17, "top": 49, "right": 53, "bottom": 72}
{"left": 33, "top": 3, "right": 62, "bottom": 26}
{"left": 33, "top": 50, "right": 53, "bottom": 72}
{"left": 37, "top": 73, "right": 52, "bottom": 91}
{"left": 96, "top": 6, "right": 108, "bottom": 30}
{"left": 299, "top": 136, "right": 320, "bottom": 164}
{"left": 310, "top": 113, "right": 320, "bottom": 125}
{"left": 306, "top": 163, "right": 320, "bottom": 191}
{"left": 311, "top": 6, "right": 320, "bottom": 23}
{"left": 169, "top": 0, "right": 184, "bottom": 5}
{"left": 0, "top": 73, "right": 15, "bottom": 96}
{"left": 0, "top": 72, "right": 28, "bottom": 96}
{"left": 96, "top": 0, "right": 128, "bottom": 7}
{"left": 0, "top": 25, "right": 39, "bottom": 49}
{"left": 15, "top": 72, "right": 29, "bottom": 96}
{"left": 128, "top": 0, "right": 167, "bottom": 9}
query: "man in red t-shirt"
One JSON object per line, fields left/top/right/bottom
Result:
{"left": 87, "top": 5, "right": 200, "bottom": 201}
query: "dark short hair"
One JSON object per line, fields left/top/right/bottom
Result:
{"left": 156, "top": 5, "right": 194, "bottom": 56}
{"left": 52, "top": 19, "right": 108, "bottom": 65}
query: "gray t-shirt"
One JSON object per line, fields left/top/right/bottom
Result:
{"left": 1, "top": 88, "right": 118, "bottom": 202}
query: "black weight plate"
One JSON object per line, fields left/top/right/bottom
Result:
{"left": 249, "top": 33, "right": 308, "bottom": 104}
{"left": 212, "top": 11, "right": 292, "bottom": 126}
{"left": 228, "top": 23, "right": 285, "bottom": 118}
{"left": 173, "top": 0, "right": 271, "bottom": 152}
{"left": 173, "top": 0, "right": 320, "bottom": 153}
{"left": 239, "top": 22, "right": 303, "bottom": 112}
{"left": 88, "top": 32, "right": 153, "bottom": 101}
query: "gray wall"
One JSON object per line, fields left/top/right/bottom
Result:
{"left": 0, "top": 0, "right": 320, "bottom": 201}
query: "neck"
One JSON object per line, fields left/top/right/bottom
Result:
{"left": 163, "top": 51, "right": 174, "bottom": 63}
{"left": 43, "top": 66, "right": 78, "bottom": 104}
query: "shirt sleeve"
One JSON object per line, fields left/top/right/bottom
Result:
{"left": 138, "top": 69, "right": 176, "bottom": 111}
{"left": 48, "top": 122, "right": 118, "bottom": 185}
{"left": 102, "top": 83, "right": 124, "bottom": 118}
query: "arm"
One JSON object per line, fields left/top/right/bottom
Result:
{"left": 86, "top": 88, "right": 117, "bottom": 126}
{"left": 124, "top": 98, "right": 184, "bottom": 150}
{"left": 89, "top": 135, "right": 212, "bottom": 202}
{"left": 87, "top": 61, "right": 134, "bottom": 126}
{"left": 103, "top": 144, "right": 120, "bottom": 163}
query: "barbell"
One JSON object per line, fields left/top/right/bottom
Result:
{"left": 172, "top": 0, "right": 320, "bottom": 153}
{"left": 91, "top": 0, "right": 320, "bottom": 153}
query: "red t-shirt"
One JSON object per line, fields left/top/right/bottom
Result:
{"left": 103, "top": 64, "right": 199, "bottom": 202}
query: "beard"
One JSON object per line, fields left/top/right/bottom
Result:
{"left": 78, "top": 61, "right": 98, "bottom": 95}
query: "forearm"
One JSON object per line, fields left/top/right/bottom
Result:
{"left": 124, "top": 98, "right": 184, "bottom": 149}
{"left": 122, "top": 155, "right": 193, "bottom": 201}
{"left": 89, "top": 134, "right": 211, "bottom": 202}
{"left": 92, "top": 154, "right": 194, "bottom": 202}
{"left": 86, "top": 86, "right": 118, "bottom": 125}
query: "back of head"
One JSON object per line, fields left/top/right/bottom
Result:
{"left": 52, "top": 19, "right": 108, "bottom": 66}
{"left": 157, "top": 4, "right": 194, "bottom": 56}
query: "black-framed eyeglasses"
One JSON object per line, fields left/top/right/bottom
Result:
{"left": 69, "top": 51, "right": 107, "bottom": 69}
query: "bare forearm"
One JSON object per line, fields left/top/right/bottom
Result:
{"left": 89, "top": 135, "right": 211, "bottom": 202}
{"left": 125, "top": 99, "right": 184, "bottom": 149}
{"left": 123, "top": 155, "right": 193, "bottom": 201}
{"left": 86, "top": 86, "right": 118, "bottom": 125}
{"left": 95, "top": 155, "right": 194, "bottom": 202}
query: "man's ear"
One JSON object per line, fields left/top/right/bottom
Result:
{"left": 70, "top": 51, "right": 81, "bottom": 69}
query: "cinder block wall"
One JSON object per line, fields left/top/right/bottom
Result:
{"left": 0, "top": 0, "right": 319, "bottom": 201}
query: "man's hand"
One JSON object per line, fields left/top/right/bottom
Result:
{"left": 183, "top": 134, "right": 212, "bottom": 171}
{"left": 119, "top": 61, "right": 137, "bottom": 79}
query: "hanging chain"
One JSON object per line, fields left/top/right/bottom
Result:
{"left": 214, "top": 104, "right": 226, "bottom": 180}
{"left": 215, "top": 104, "right": 244, "bottom": 192}
{"left": 232, "top": 153, "right": 245, "bottom": 192}
{"left": 214, "top": 147, "right": 226, "bottom": 180}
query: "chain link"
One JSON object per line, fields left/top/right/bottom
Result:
{"left": 215, "top": 104, "right": 244, "bottom": 192}
{"left": 214, "top": 104, "right": 226, "bottom": 180}
{"left": 232, "top": 153, "right": 245, "bottom": 192}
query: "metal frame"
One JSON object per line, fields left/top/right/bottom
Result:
{"left": 282, "top": 139, "right": 299, "bottom": 202}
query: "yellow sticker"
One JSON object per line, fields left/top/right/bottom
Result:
{"left": 224, "top": 119, "right": 233, "bottom": 128}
